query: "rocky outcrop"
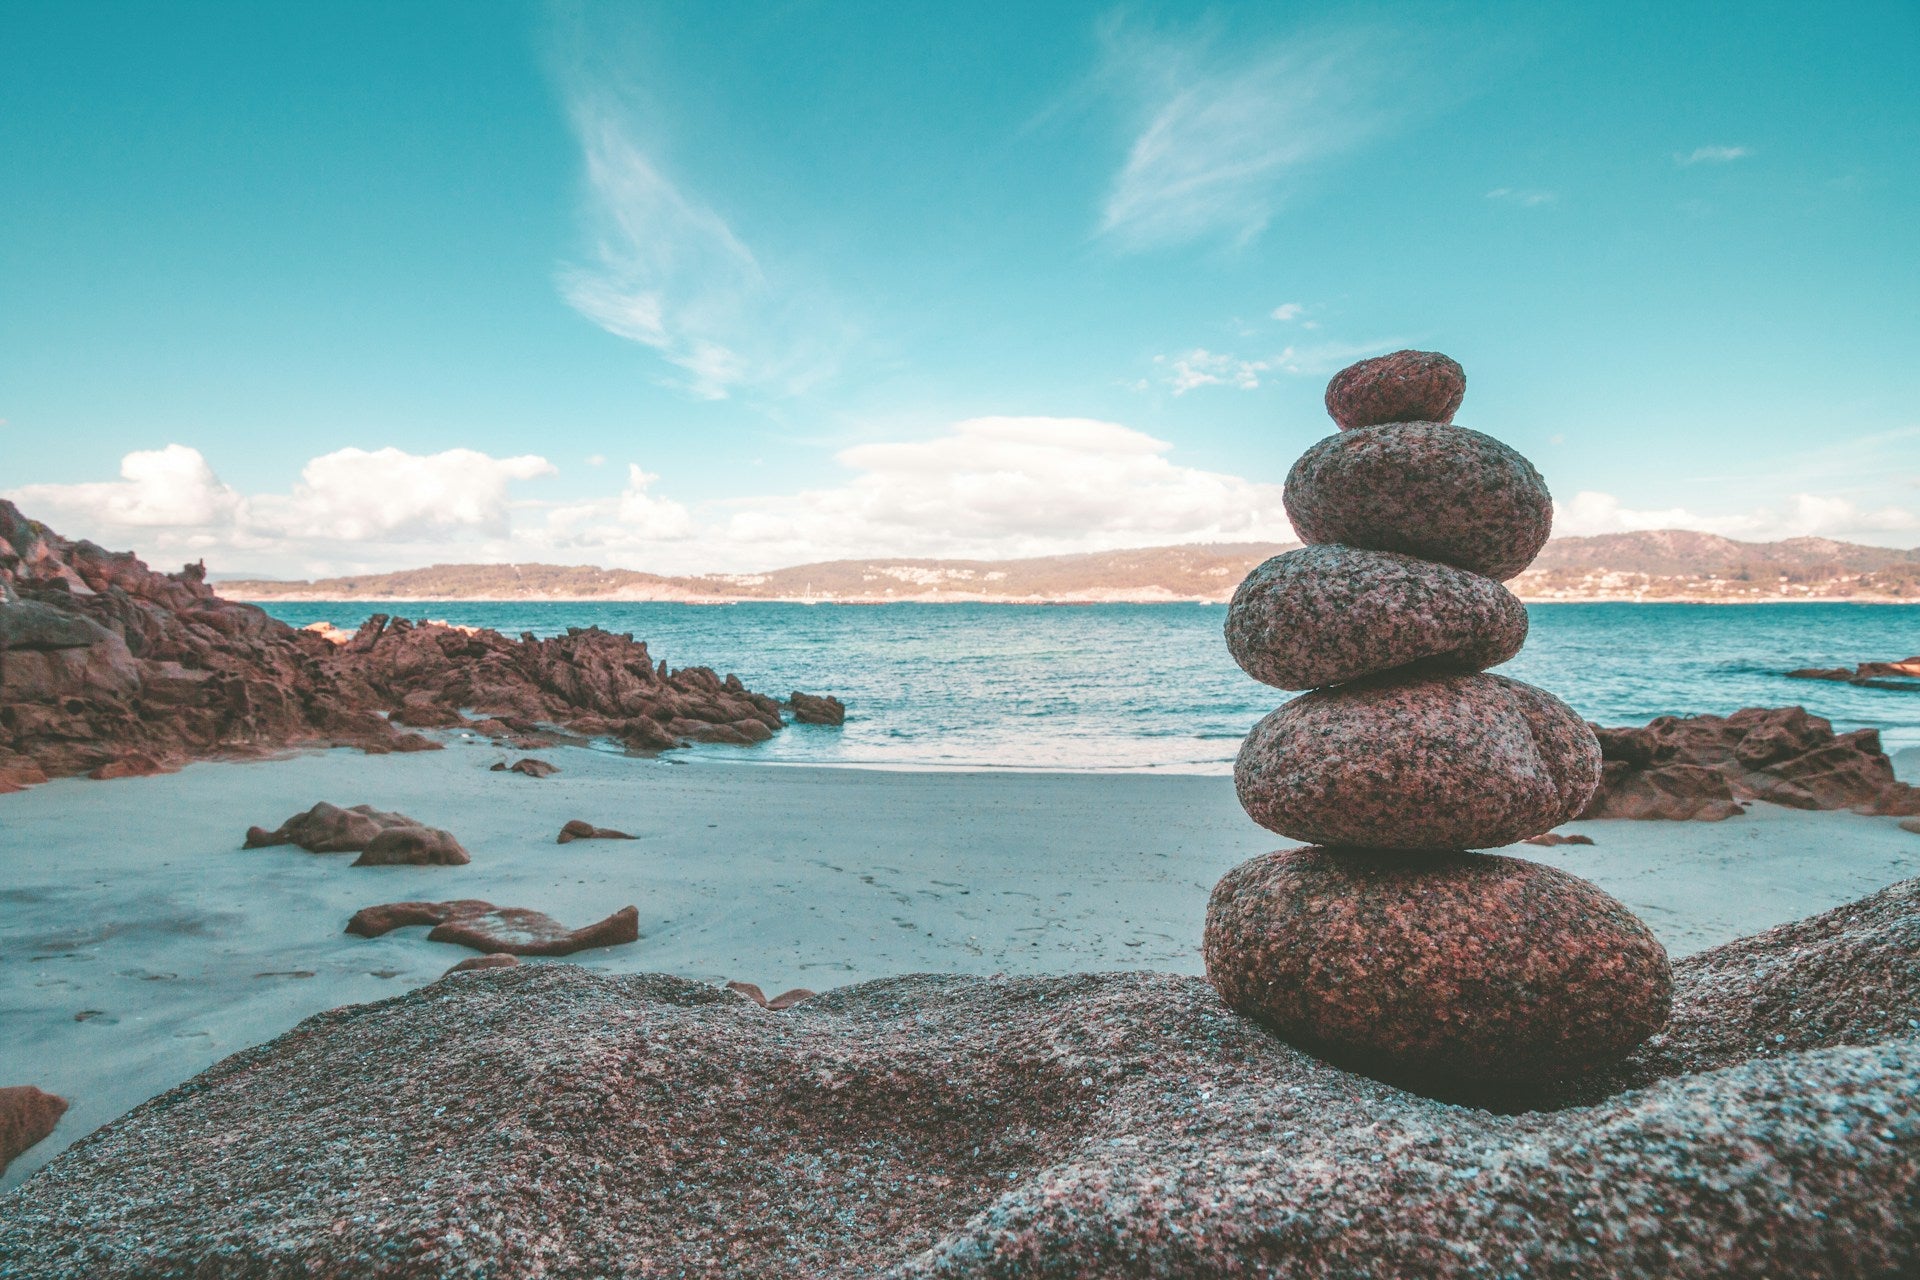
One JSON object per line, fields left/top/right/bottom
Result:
{"left": 243, "top": 802, "right": 470, "bottom": 866}
{"left": 1582, "top": 705, "right": 1920, "bottom": 818}
{"left": 345, "top": 899, "right": 639, "bottom": 957}
{"left": 3, "top": 877, "right": 1916, "bottom": 1278}
{"left": 0, "top": 1086, "right": 67, "bottom": 1178}
{"left": 1786, "top": 655, "right": 1920, "bottom": 690}
{"left": 0, "top": 502, "right": 837, "bottom": 788}
{"left": 556, "top": 819, "right": 636, "bottom": 844}
{"left": 789, "top": 690, "right": 847, "bottom": 725}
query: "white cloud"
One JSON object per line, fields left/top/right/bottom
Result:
{"left": 1486, "top": 187, "right": 1556, "bottom": 206}
{"left": 1270, "top": 302, "right": 1305, "bottom": 322}
{"left": 556, "top": 94, "right": 850, "bottom": 400}
{"left": 1555, "top": 490, "right": 1919, "bottom": 542}
{"left": 248, "top": 448, "right": 555, "bottom": 543}
{"left": 1094, "top": 21, "right": 1415, "bottom": 249}
{"left": 9, "top": 444, "right": 242, "bottom": 532}
{"left": 1152, "top": 339, "right": 1394, "bottom": 394}
{"left": 1677, "top": 145, "right": 1751, "bottom": 166}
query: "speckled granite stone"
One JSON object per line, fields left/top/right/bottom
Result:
{"left": 3, "top": 885, "right": 1917, "bottom": 1280}
{"left": 1323, "top": 349, "right": 1466, "bottom": 429}
{"left": 1236, "top": 671, "right": 1602, "bottom": 849}
{"left": 1285, "top": 421, "right": 1553, "bottom": 581}
{"left": 1204, "top": 847, "right": 1671, "bottom": 1089}
{"left": 1225, "top": 544, "right": 1527, "bottom": 689}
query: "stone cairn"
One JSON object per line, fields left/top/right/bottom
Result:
{"left": 1203, "top": 350, "right": 1673, "bottom": 1095}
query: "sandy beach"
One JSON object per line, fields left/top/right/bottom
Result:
{"left": 3, "top": 735, "right": 1917, "bottom": 1191}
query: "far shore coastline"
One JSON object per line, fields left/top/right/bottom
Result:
{"left": 223, "top": 591, "right": 1920, "bottom": 606}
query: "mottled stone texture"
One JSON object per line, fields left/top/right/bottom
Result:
{"left": 1204, "top": 847, "right": 1671, "bottom": 1089}
{"left": 1236, "top": 671, "right": 1602, "bottom": 849}
{"left": 345, "top": 899, "right": 639, "bottom": 957}
{"left": 4, "top": 882, "right": 1918, "bottom": 1279}
{"left": 1226, "top": 544, "right": 1527, "bottom": 689}
{"left": 1323, "top": 348, "right": 1466, "bottom": 429}
{"left": 1285, "top": 421, "right": 1553, "bottom": 581}
{"left": 243, "top": 802, "right": 469, "bottom": 866}
{"left": 0, "top": 1086, "right": 67, "bottom": 1178}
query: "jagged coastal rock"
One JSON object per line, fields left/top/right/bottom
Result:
{"left": 1323, "top": 348, "right": 1467, "bottom": 430}
{"left": 0, "top": 501, "right": 838, "bottom": 787}
{"left": 1205, "top": 848, "right": 1671, "bottom": 1090}
{"left": 1284, "top": 420, "right": 1554, "bottom": 580}
{"left": 1235, "top": 671, "right": 1601, "bottom": 849}
{"left": 1215, "top": 350, "right": 1662, "bottom": 1090}
{"left": 2, "top": 880, "right": 1915, "bottom": 1277}
{"left": 1225, "top": 544, "right": 1528, "bottom": 689}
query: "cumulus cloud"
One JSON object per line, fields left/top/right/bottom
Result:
{"left": 249, "top": 448, "right": 555, "bottom": 543}
{"left": 1555, "top": 490, "right": 1920, "bottom": 542}
{"left": 1677, "top": 145, "right": 1751, "bottom": 165}
{"left": 1094, "top": 20, "right": 1423, "bottom": 250}
{"left": 9, "top": 445, "right": 242, "bottom": 533}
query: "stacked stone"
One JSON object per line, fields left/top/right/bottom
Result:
{"left": 1204, "top": 350, "right": 1672, "bottom": 1094}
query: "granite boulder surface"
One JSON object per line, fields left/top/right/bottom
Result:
{"left": 1322, "top": 348, "right": 1467, "bottom": 430}
{"left": 2, "top": 878, "right": 1916, "bottom": 1278}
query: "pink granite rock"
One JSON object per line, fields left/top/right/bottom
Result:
{"left": 443, "top": 954, "right": 521, "bottom": 977}
{"left": 344, "top": 899, "right": 637, "bottom": 957}
{"left": 1236, "top": 671, "right": 1602, "bottom": 849}
{"left": 351, "top": 824, "right": 470, "bottom": 867}
{"left": 1323, "top": 349, "right": 1466, "bottom": 429}
{"left": 1225, "top": 545, "right": 1527, "bottom": 689}
{"left": 1205, "top": 847, "right": 1670, "bottom": 1089}
{"left": 0, "top": 1085, "right": 68, "bottom": 1178}
{"left": 556, "top": 819, "right": 636, "bottom": 844}
{"left": 1285, "top": 421, "right": 1553, "bottom": 581}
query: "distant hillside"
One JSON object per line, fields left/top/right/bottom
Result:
{"left": 220, "top": 532, "right": 1920, "bottom": 604}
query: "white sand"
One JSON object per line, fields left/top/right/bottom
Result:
{"left": 4, "top": 738, "right": 1918, "bottom": 1190}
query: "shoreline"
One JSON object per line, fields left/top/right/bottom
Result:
{"left": 223, "top": 592, "right": 1920, "bottom": 606}
{"left": 6, "top": 738, "right": 1920, "bottom": 1190}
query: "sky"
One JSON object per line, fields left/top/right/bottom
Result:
{"left": 2, "top": 0, "right": 1916, "bottom": 577}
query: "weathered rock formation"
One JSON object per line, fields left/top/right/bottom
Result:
{"left": 1214, "top": 351, "right": 1664, "bottom": 1090}
{"left": 345, "top": 899, "right": 639, "bottom": 957}
{"left": 1786, "top": 655, "right": 1920, "bottom": 690}
{"left": 2, "top": 879, "right": 1915, "bottom": 1278}
{"left": 1582, "top": 705, "right": 1920, "bottom": 819}
{"left": 0, "top": 502, "right": 837, "bottom": 788}
{"left": 789, "top": 690, "right": 847, "bottom": 725}
{"left": 556, "top": 819, "right": 636, "bottom": 844}
{"left": 244, "top": 802, "right": 470, "bottom": 866}
{"left": 0, "top": 1086, "right": 67, "bottom": 1179}
{"left": 492, "top": 757, "right": 558, "bottom": 778}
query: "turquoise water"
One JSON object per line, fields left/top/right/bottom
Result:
{"left": 256, "top": 601, "right": 1920, "bottom": 772}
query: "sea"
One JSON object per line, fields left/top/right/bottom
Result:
{"left": 255, "top": 601, "right": 1920, "bottom": 773}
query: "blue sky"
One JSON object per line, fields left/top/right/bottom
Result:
{"left": 2, "top": 0, "right": 1916, "bottom": 575}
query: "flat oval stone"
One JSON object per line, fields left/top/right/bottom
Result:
{"left": 1236, "top": 671, "right": 1601, "bottom": 849}
{"left": 1226, "top": 545, "right": 1527, "bottom": 689}
{"left": 1204, "top": 846, "right": 1672, "bottom": 1088}
{"left": 1324, "top": 349, "right": 1465, "bottom": 429}
{"left": 1285, "top": 422, "right": 1552, "bottom": 581}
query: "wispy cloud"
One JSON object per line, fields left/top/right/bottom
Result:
{"left": 1486, "top": 187, "right": 1556, "bottom": 207}
{"left": 555, "top": 93, "right": 851, "bottom": 400}
{"left": 1150, "top": 339, "right": 1394, "bottom": 395}
{"left": 1093, "top": 19, "right": 1429, "bottom": 250}
{"left": 1677, "top": 145, "right": 1751, "bottom": 166}
{"left": 1270, "top": 302, "right": 1305, "bottom": 322}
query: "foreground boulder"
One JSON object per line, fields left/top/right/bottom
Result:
{"left": 0, "top": 1086, "right": 67, "bottom": 1178}
{"left": 4, "top": 880, "right": 1917, "bottom": 1278}
{"left": 1205, "top": 848, "right": 1671, "bottom": 1092}
{"left": 1583, "top": 705, "right": 1920, "bottom": 818}
{"left": 243, "top": 802, "right": 470, "bottom": 866}
{"left": 346, "top": 899, "right": 639, "bottom": 956}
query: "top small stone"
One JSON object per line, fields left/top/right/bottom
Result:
{"left": 1325, "top": 350, "right": 1465, "bottom": 430}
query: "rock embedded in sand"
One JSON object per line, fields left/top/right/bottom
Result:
{"left": 726, "top": 980, "right": 816, "bottom": 1010}
{"left": 1284, "top": 421, "right": 1553, "bottom": 581}
{"left": 444, "top": 954, "right": 520, "bottom": 977}
{"left": 0, "top": 1085, "right": 68, "bottom": 1178}
{"left": 1205, "top": 847, "right": 1672, "bottom": 1089}
{"left": 1903, "top": 817, "right": 1920, "bottom": 834}
{"left": 244, "top": 801, "right": 466, "bottom": 864}
{"left": 1323, "top": 348, "right": 1466, "bottom": 430}
{"left": 1225, "top": 544, "right": 1527, "bottom": 689}
{"left": 492, "top": 757, "right": 558, "bottom": 778}
{"left": 4, "top": 881, "right": 1917, "bottom": 1279}
{"left": 1236, "top": 671, "right": 1602, "bottom": 849}
{"left": 346, "top": 899, "right": 638, "bottom": 957}
{"left": 556, "top": 819, "right": 636, "bottom": 843}
{"left": 1523, "top": 831, "right": 1595, "bottom": 846}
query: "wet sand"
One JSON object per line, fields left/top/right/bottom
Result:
{"left": 4, "top": 739, "right": 1918, "bottom": 1189}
